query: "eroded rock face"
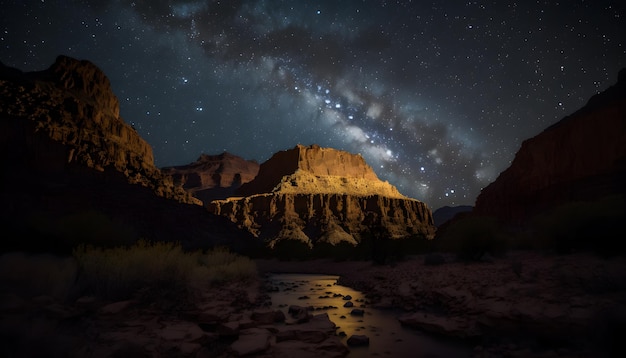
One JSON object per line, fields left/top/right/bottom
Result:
{"left": 0, "top": 56, "right": 256, "bottom": 253}
{"left": 0, "top": 55, "right": 197, "bottom": 205}
{"left": 161, "top": 152, "right": 260, "bottom": 204}
{"left": 473, "top": 68, "right": 626, "bottom": 225}
{"left": 208, "top": 144, "right": 435, "bottom": 248}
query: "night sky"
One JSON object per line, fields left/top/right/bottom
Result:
{"left": 2, "top": 1, "right": 624, "bottom": 210}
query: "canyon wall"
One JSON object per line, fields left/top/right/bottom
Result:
{"left": 473, "top": 69, "right": 626, "bottom": 226}
{"left": 208, "top": 144, "right": 435, "bottom": 248}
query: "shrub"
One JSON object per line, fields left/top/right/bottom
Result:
{"left": 271, "top": 239, "right": 313, "bottom": 261}
{"left": 436, "top": 215, "right": 507, "bottom": 261}
{"left": 313, "top": 241, "right": 357, "bottom": 261}
{"left": 72, "top": 240, "right": 257, "bottom": 300}
{"left": 530, "top": 195, "right": 625, "bottom": 255}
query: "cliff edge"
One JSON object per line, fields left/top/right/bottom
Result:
{"left": 208, "top": 144, "right": 435, "bottom": 250}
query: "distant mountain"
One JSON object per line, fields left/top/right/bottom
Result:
{"left": 0, "top": 55, "right": 257, "bottom": 253}
{"left": 209, "top": 144, "right": 436, "bottom": 251}
{"left": 473, "top": 68, "right": 626, "bottom": 227}
{"left": 432, "top": 205, "right": 473, "bottom": 227}
{"left": 162, "top": 152, "right": 259, "bottom": 205}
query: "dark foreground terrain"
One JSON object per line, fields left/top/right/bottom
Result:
{"left": 2, "top": 249, "right": 625, "bottom": 357}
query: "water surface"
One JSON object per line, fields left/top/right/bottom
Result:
{"left": 266, "top": 273, "right": 471, "bottom": 358}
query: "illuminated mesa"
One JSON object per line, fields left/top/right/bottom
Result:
{"left": 208, "top": 144, "right": 436, "bottom": 252}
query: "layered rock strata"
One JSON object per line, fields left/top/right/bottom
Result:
{"left": 208, "top": 144, "right": 435, "bottom": 248}
{"left": 474, "top": 68, "right": 626, "bottom": 225}
{"left": 162, "top": 152, "right": 260, "bottom": 204}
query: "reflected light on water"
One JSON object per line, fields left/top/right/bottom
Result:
{"left": 267, "top": 273, "right": 471, "bottom": 357}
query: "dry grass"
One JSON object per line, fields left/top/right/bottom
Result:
{"left": 72, "top": 240, "right": 258, "bottom": 300}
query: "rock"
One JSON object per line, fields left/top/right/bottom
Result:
{"left": 0, "top": 55, "right": 196, "bottom": 205}
{"left": 158, "top": 321, "right": 206, "bottom": 343}
{"left": 230, "top": 328, "right": 271, "bottom": 356}
{"left": 432, "top": 205, "right": 473, "bottom": 227}
{"left": 350, "top": 309, "right": 365, "bottom": 316}
{"left": 217, "top": 321, "right": 241, "bottom": 337}
{"left": 99, "top": 300, "right": 134, "bottom": 315}
{"left": 346, "top": 334, "right": 370, "bottom": 346}
{"left": 0, "top": 55, "right": 259, "bottom": 253}
{"left": 399, "top": 312, "right": 481, "bottom": 339}
{"left": 343, "top": 301, "right": 353, "bottom": 307}
{"left": 161, "top": 152, "right": 259, "bottom": 204}
{"left": 288, "top": 305, "right": 311, "bottom": 322}
{"left": 250, "top": 309, "right": 286, "bottom": 324}
{"left": 271, "top": 337, "right": 349, "bottom": 358}
{"left": 272, "top": 313, "right": 346, "bottom": 356}
{"left": 473, "top": 69, "right": 626, "bottom": 227}
{"left": 208, "top": 144, "right": 436, "bottom": 250}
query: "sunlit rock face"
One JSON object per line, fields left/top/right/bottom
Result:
{"left": 208, "top": 144, "right": 435, "bottom": 248}
{"left": 473, "top": 68, "right": 626, "bottom": 226}
{"left": 0, "top": 55, "right": 197, "bottom": 204}
{"left": 162, "top": 152, "right": 260, "bottom": 204}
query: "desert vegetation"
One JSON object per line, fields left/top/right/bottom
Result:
{"left": 72, "top": 240, "right": 258, "bottom": 300}
{"left": 528, "top": 195, "right": 624, "bottom": 255}
{"left": 0, "top": 240, "right": 258, "bottom": 304}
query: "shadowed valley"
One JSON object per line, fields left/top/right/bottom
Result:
{"left": 1, "top": 56, "right": 625, "bottom": 357}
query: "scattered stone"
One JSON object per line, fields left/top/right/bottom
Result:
{"left": 251, "top": 309, "right": 286, "bottom": 324}
{"left": 158, "top": 321, "right": 205, "bottom": 343}
{"left": 230, "top": 328, "right": 271, "bottom": 356}
{"left": 347, "top": 334, "right": 369, "bottom": 346}
{"left": 288, "top": 305, "right": 310, "bottom": 322}
{"left": 350, "top": 309, "right": 365, "bottom": 316}
{"left": 99, "top": 300, "right": 134, "bottom": 315}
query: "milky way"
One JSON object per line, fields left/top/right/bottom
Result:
{"left": 2, "top": 1, "right": 624, "bottom": 210}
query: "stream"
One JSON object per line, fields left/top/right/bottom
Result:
{"left": 265, "top": 273, "right": 472, "bottom": 357}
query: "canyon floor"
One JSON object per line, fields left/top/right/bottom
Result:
{"left": 256, "top": 250, "right": 626, "bottom": 358}
{"left": 1, "top": 250, "right": 625, "bottom": 357}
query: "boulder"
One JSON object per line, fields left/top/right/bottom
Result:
{"left": 346, "top": 334, "right": 369, "bottom": 346}
{"left": 230, "top": 328, "right": 272, "bottom": 356}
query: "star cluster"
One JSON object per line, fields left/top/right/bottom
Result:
{"left": 2, "top": 1, "right": 624, "bottom": 210}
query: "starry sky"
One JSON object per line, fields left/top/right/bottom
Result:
{"left": 2, "top": 1, "right": 624, "bottom": 210}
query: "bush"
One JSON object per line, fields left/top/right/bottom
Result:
{"left": 271, "top": 239, "right": 313, "bottom": 261}
{"left": 72, "top": 240, "right": 257, "bottom": 300}
{"left": 530, "top": 195, "right": 625, "bottom": 255}
{"left": 436, "top": 215, "right": 507, "bottom": 261}
{"left": 313, "top": 241, "right": 357, "bottom": 261}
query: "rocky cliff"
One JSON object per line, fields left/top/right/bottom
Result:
{"left": 473, "top": 68, "right": 626, "bottom": 226}
{"left": 208, "top": 144, "right": 435, "bottom": 249}
{"left": 161, "top": 152, "right": 260, "bottom": 204}
{"left": 0, "top": 55, "right": 256, "bottom": 253}
{"left": 0, "top": 55, "right": 197, "bottom": 204}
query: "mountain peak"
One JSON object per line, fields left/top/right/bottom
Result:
{"left": 236, "top": 144, "right": 405, "bottom": 198}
